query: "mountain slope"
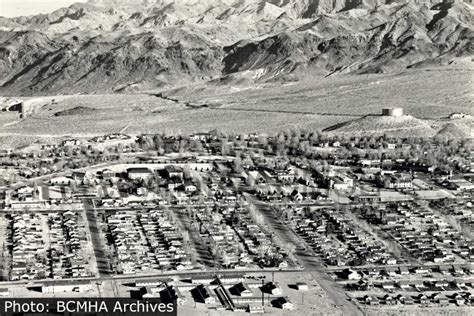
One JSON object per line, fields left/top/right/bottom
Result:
{"left": 0, "top": 0, "right": 472, "bottom": 95}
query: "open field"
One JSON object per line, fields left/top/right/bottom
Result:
{"left": 0, "top": 67, "right": 472, "bottom": 148}
{"left": 170, "top": 67, "right": 473, "bottom": 119}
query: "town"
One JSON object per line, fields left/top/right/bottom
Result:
{"left": 0, "top": 123, "right": 472, "bottom": 315}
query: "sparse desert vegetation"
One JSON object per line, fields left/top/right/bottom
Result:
{"left": 0, "top": 67, "right": 472, "bottom": 147}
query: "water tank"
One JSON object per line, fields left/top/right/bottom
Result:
{"left": 382, "top": 108, "right": 404, "bottom": 117}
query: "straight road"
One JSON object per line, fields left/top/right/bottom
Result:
{"left": 83, "top": 199, "right": 112, "bottom": 277}
{"left": 244, "top": 193, "right": 364, "bottom": 316}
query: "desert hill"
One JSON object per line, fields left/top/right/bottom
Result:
{"left": 324, "top": 113, "right": 473, "bottom": 138}
{"left": 0, "top": 0, "right": 472, "bottom": 95}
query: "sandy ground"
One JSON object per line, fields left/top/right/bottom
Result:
{"left": 0, "top": 68, "right": 471, "bottom": 149}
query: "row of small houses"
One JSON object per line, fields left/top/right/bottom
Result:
{"left": 360, "top": 292, "right": 474, "bottom": 307}
{"left": 106, "top": 210, "right": 192, "bottom": 274}
{"left": 339, "top": 264, "right": 474, "bottom": 280}
{"left": 9, "top": 211, "right": 91, "bottom": 281}
{"left": 223, "top": 206, "right": 290, "bottom": 269}
{"left": 389, "top": 228, "right": 472, "bottom": 264}
{"left": 296, "top": 211, "right": 396, "bottom": 267}
{"left": 10, "top": 213, "right": 48, "bottom": 281}
{"left": 347, "top": 278, "right": 472, "bottom": 293}
{"left": 374, "top": 205, "right": 473, "bottom": 263}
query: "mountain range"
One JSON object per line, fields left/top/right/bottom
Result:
{"left": 0, "top": 0, "right": 472, "bottom": 95}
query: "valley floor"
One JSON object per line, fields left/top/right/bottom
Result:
{"left": 0, "top": 67, "right": 472, "bottom": 149}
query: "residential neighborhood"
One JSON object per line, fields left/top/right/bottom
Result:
{"left": 0, "top": 129, "right": 472, "bottom": 315}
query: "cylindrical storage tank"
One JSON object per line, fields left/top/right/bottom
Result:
{"left": 382, "top": 108, "right": 404, "bottom": 117}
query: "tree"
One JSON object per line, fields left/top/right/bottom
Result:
{"left": 221, "top": 142, "right": 229, "bottom": 155}
{"left": 233, "top": 157, "right": 243, "bottom": 173}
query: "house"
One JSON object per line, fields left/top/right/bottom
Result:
{"left": 190, "top": 133, "right": 212, "bottom": 141}
{"left": 0, "top": 288, "right": 9, "bottom": 297}
{"left": 130, "top": 287, "right": 148, "bottom": 299}
{"left": 363, "top": 295, "right": 379, "bottom": 306}
{"left": 136, "top": 187, "right": 147, "bottom": 196}
{"left": 437, "top": 265, "right": 450, "bottom": 275}
{"left": 127, "top": 168, "right": 152, "bottom": 180}
{"left": 431, "top": 293, "right": 449, "bottom": 306}
{"left": 295, "top": 282, "right": 309, "bottom": 291}
{"left": 194, "top": 285, "right": 216, "bottom": 304}
{"left": 272, "top": 297, "right": 293, "bottom": 310}
{"left": 434, "top": 280, "right": 449, "bottom": 290}
{"left": 396, "top": 294, "right": 413, "bottom": 305}
{"left": 399, "top": 266, "right": 409, "bottom": 275}
{"left": 367, "top": 268, "right": 380, "bottom": 277}
{"left": 453, "top": 293, "right": 465, "bottom": 305}
{"left": 452, "top": 265, "right": 465, "bottom": 276}
{"left": 382, "top": 282, "right": 396, "bottom": 292}
{"left": 72, "top": 171, "right": 86, "bottom": 181}
{"left": 381, "top": 173, "right": 413, "bottom": 190}
{"left": 412, "top": 280, "right": 426, "bottom": 292}
{"left": 290, "top": 190, "right": 303, "bottom": 202}
{"left": 276, "top": 168, "right": 296, "bottom": 183}
{"left": 190, "top": 276, "right": 216, "bottom": 285}
{"left": 384, "top": 267, "right": 398, "bottom": 276}
{"left": 417, "top": 294, "right": 429, "bottom": 305}
{"left": 16, "top": 186, "right": 34, "bottom": 200}
{"left": 262, "top": 282, "right": 282, "bottom": 295}
{"left": 101, "top": 169, "right": 114, "bottom": 179}
{"left": 62, "top": 139, "right": 81, "bottom": 146}
{"left": 397, "top": 281, "right": 412, "bottom": 290}
{"left": 463, "top": 292, "right": 474, "bottom": 304}
{"left": 330, "top": 175, "right": 354, "bottom": 190}
{"left": 164, "top": 166, "right": 184, "bottom": 179}
{"left": 247, "top": 171, "right": 266, "bottom": 185}
{"left": 449, "top": 112, "right": 469, "bottom": 119}
{"left": 247, "top": 305, "right": 264, "bottom": 314}
{"left": 452, "top": 280, "right": 467, "bottom": 291}
{"left": 446, "top": 179, "right": 474, "bottom": 191}
{"left": 231, "top": 283, "right": 253, "bottom": 297}
{"left": 386, "top": 143, "right": 397, "bottom": 150}
{"left": 0, "top": 149, "right": 11, "bottom": 158}
{"left": 385, "top": 258, "right": 397, "bottom": 265}
{"left": 356, "top": 279, "right": 373, "bottom": 291}
{"left": 383, "top": 295, "right": 396, "bottom": 305}
{"left": 341, "top": 268, "right": 361, "bottom": 280}
{"left": 183, "top": 182, "right": 197, "bottom": 192}
{"left": 354, "top": 193, "right": 381, "bottom": 203}
{"left": 464, "top": 264, "right": 474, "bottom": 275}
{"left": 414, "top": 267, "right": 430, "bottom": 275}
{"left": 160, "top": 286, "right": 185, "bottom": 305}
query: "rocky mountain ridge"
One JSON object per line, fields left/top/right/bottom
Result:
{"left": 0, "top": 0, "right": 472, "bottom": 95}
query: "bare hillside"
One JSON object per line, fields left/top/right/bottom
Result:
{"left": 0, "top": 0, "right": 472, "bottom": 95}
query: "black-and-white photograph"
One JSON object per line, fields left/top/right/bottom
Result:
{"left": 0, "top": 0, "right": 472, "bottom": 315}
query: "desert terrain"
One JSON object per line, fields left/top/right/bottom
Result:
{"left": 1, "top": 62, "right": 472, "bottom": 149}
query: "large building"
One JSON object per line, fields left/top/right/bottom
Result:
{"left": 378, "top": 173, "right": 413, "bottom": 189}
{"left": 127, "top": 167, "right": 153, "bottom": 180}
{"left": 382, "top": 108, "right": 404, "bottom": 117}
